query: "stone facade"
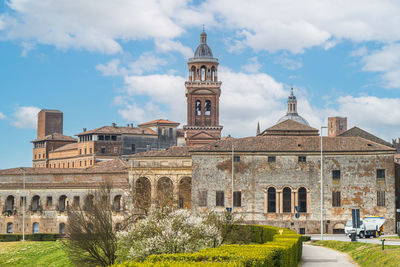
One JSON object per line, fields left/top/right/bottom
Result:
{"left": 0, "top": 160, "right": 129, "bottom": 234}
{"left": 189, "top": 136, "right": 397, "bottom": 234}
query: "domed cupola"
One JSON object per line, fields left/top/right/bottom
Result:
{"left": 194, "top": 30, "right": 213, "bottom": 58}
{"left": 277, "top": 88, "right": 310, "bottom": 126}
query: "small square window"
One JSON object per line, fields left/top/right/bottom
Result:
{"left": 298, "top": 156, "right": 306, "bottom": 163}
{"left": 233, "top": 156, "right": 240, "bottom": 162}
{"left": 332, "top": 170, "right": 340, "bottom": 180}
{"left": 105, "top": 135, "right": 110, "bottom": 141}
{"left": 377, "top": 169, "right": 385, "bottom": 179}
{"left": 111, "top": 135, "right": 117, "bottom": 141}
{"left": 101, "top": 147, "right": 106, "bottom": 154}
{"left": 233, "top": 191, "right": 242, "bottom": 207}
{"left": 46, "top": 196, "right": 52, "bottom": 207}
{"left": 216, "top": 191, "right": 224, "bottom": 207}
{"left": 268, "top": 156, "right": 276, "bottom": 163}
{"left": 98, "top": 135, "right": 104, "bottom": 140}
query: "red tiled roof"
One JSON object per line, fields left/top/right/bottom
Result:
{"left": 52, "top": 143, "right": 78, "bottom": 152}
{"left": 138, "top": 119, "right": 180, "bottom": 127}
{"left": 263, "top": 119, "right": 318, "bottom": 132}
{"left": 190, "top": 136, "right": 396, "bottom": 153}
{"left": 0, "top": 159, "right": 128, "bottom": 175}
{"left": 338, "top": 127, "right": 392, "bottom": 147}
{"left": 132, "top": 146, "right": 192, "bottom": 157}
{"left": 76, "top": 126, "right": 156, "bottom": 136}
{"left": 32, "top": 133, "right": 77, "bottom": 142}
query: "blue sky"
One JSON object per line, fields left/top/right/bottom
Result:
{"left": 1, "top": 0, "right": 400, "bottom": 169}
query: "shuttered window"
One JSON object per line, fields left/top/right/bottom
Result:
{"left": 216, "top": 191, "right": 224, "bottom": 207}
{"left": 332, "top": 191, "right": 341, "bottom": 207}
{"left": 199, "top": 190, "right": 207, "bottom": 207}
{"left": 233, "top": 191, "right": 241, "bottom": 207}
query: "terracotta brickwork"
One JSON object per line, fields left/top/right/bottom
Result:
{"left": 328, "top": 117, "right": 347, "bottom": 137}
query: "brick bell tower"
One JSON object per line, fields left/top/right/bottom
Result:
{"left": 183, "top": 29, "right": 223, "bottom": 146}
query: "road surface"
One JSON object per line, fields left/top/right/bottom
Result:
{"left": 301, "top": 243, "right": 357, "bottom": 267}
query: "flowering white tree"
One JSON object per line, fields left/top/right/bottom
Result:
{"left": 116, "top": 209, "right": 222, "bottom": 262}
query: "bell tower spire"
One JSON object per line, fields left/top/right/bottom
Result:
{"left": 183, "top": 31, "right": 223, "bottom": 146}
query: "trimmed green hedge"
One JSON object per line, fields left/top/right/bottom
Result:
{"left": 114, "top": 225, "right": 303, "bottom": 267}
{"left": 0, "top": 233, "right": 63, "bottom": 242}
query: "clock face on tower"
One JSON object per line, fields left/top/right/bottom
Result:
{"left": 183, "top": 31, "right": 223, "bottom": 146}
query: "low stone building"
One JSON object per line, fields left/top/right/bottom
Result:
{"left": 0, "top": 159, "right": 129, "bottom": 234}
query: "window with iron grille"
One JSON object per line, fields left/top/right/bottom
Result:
{"left": 377, "top": 169, "right": 385, "bottom": 179}
{"left": 332, "top": 191, "right": 341, "bottom": 207}
{"left": 268, "top": 156, "right": 276, "bottom": 163}
{"left": 332, "top": 170, "right": 341, "bottom": 180}
{"left": 216, "top": 191, "right": 224, "bottom": 207}
{"left": 233, "top": 156, "right": 240, "bottom": 162}
{"left": 298, "top": 156, "right": 306, "bottom": 163}
{"left": 233, "top": 191, "right": 241, "bottom": 207}
{"left": 377, "top": 191, "right": 385, "bottom": 206}
{"left": 199, "top": 190, "right": 207, "bottom": 207}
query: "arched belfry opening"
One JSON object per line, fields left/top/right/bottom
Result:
{"left": 184, "top": 29, "right": 223, "bottom": 146}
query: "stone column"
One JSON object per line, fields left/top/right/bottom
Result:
{"left": 263, "top": 190, "right": 267, "bottom": 213}
{"left": 291, "top": 191, "right": 295, "bottom": 213}
{"left": 151, "top": 177, "right": 158, "bottom": 207}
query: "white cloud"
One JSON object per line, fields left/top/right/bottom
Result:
{"left": 11, "top": 106, "right": 40, "bottom": 129}
{"left": 155, "top": 39, "right": 193, "bottom": 59}
{"left": 129, "top": 53, "right": 167, "bottom": 75}
{"left": 96, "top": 59, "right": 123, "bottom": 76}
{"left": 361, "top": 44, "right": 400, "bottom": 88}
{"left": 1, "top": 0, "right": 201, "bottom": 54}
{"left": 0, "top": 112, "right": 6, "bottom": 120}
{"left": 204, "top": 0, "right": 400, "bottom": 53}
{"left": 274, "top": 53, "right": 303, "bottom": 70}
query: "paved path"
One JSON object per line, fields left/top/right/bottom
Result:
{"left": 301, "top": 244, "right": 357, "bottom": 267}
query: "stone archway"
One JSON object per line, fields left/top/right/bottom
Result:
{"left": 135, "top": 177, "right": 151, "bottom": 211}
{"left": 333, "top": 223, "right": 345, "bottom": 234}
{"left": 157, "top": 177, "right": 174, "bottom": 208}
{"left": 178, "top": 177, "right": 192, "bottom": 209}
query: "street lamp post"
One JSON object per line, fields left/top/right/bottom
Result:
{"left": 231, "top": 141, "right": 234, "bottom": 212}
{"left": 320, "top": 126, "right": 327, "bottom": 241}
{"left": 21, "top": 167, "right": 26, "bottom": 241}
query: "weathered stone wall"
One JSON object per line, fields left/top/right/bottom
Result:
{"left": 0, "top": 171, "right": 128, "bottom": 234}
{"left": 191, "top": 152, "right": 396, "bottom": 234}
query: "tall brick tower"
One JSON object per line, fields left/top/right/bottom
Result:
{"left": 183, "top": 30, "right": 223, "bottom": 146}
{"left": 328, "top": 116, "right": 347, "bottom": 137}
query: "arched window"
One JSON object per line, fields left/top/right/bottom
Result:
{"left": 205, "top": 100, "right": 211, "bottom": 116}
{"left": 267, "top": 187, "right": 276, "bottom": 213}
{"left": 58, "top": 195, "right": 67, "bottom": 212}
{"left": 5, "top": 195, "right": 14, "bottom": 211}
{"left": 6, "top": 222, "right": 13, "bottom": 233}
{"left": 135, "top": 177, "right": 151, "bottom": 210}
{"left": 201, "top": 66, "right": 206, "bottom": 81}
{"left": 282, "top": 187, "right": 292, "bottom": 213}
{"left": 190, "top": 66, "right": 196, "bottom": 81}
{"left": 298, "top": 187, "right": 307, "bottom": 212}
{"left": 59, "top": 223, "right": 66, "bottom": 234}
{"left": 31, "top": 195, "right": 40, "bottom": 211}
{"left": 196, "top": 100, "right": 201, "bottom": 116}
{"left": 113, "top": 195, "right": 122, "bottom": 212}
{"left": 33, "top": 222, "right": 39, "bottom": 234}
{"left": 211, "top": 66, "right": 216, "bottom": 81}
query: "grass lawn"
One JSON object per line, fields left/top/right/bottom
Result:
{"left": 313, "top": 240, "right": 400, "bottom": 267}
{"left": 0, "top": 241, "right": 73, "bottom": 267}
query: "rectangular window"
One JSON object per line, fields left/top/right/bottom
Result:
{"left": 98, "top": 135, "right": 104, "bottom": 140}
{"left": 46, "top": 196, "right": 52, "bottom": 207}
{"left": 146, "top": 145, "right": 151, "bottom": 151}
{"left": 79, "top": 149, "right": 82, "bottom": 155}
{"left": 199, "top": 190, "right": 207, "bottom": 207}
{"left": 105, "top": 135, "right": 110, "bottom": 141}
{"left": 377, "top": 191, "right": 385, "bottom": 206}
{"left": 111, "top": 135, "right": 117, "bottom": 141}
{"left": 298, "top": 156, "right": 306, "bottom": 163}
{"left": 101, "top": 147, "right": 106, "bottom": 154}
{"left": 332, "top": 191, "right": 341, "bottom": 207}
{"left": 89, "top": 148, "right": 92, "bottom": 154}
{"left": 332, "top": 170, "right": 341, "bottom": 180}
{"left": 114, "top": 147, "right": 118, "bottom": 153}
{"left": 131, "top": 144, "right": 136, "bottom": 154}
{"left": 84, "top": 148, "right": 87, "bottom": 154}
{"left": 233, "top": 191, "right": 242, "bottom": 207}
{"left": 377, "top": 169, "right": 385, "bottom": 179}
{"left": 233, "top": 156, "right": 240, "bottom": 162}
{"left": 268, "top": 156, "right": 276, "bottom": 163}
{"left": 169, "top": 128, "right": 173, "bottom": 137}
{"left": 216, "top": 191, "right": 224, "bottom": 207}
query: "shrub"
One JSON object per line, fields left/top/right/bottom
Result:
{"left": 113, "top": 224, "right": 302, "bottom": 267}
{"left": 0, "top": 233, "right": 62, "bottom": 242}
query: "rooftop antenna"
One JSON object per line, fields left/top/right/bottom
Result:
{"left": 202, "top": 24, "right": 205, "bottom": 32}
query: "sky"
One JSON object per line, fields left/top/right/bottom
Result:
{"left": 0, "top": 0, "right": 400, "bottom": 169}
